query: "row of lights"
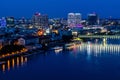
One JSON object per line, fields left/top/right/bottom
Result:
{"left": 0, "top": 48, "right": 28, "bottom": 59}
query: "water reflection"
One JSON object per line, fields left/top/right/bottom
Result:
{"left": 17, "top": 57, "right": 19, "bottom": 67}
{"left": 12, "top": 59, "right": 15, "bottom": 69}
{"left": 78, "top": 43, "right": 120, "bottom": 57}
{"left": 7, "top": 60, "right": 10, "bottom": 71}
{"left": 0, "top": 39, "right": 120, "bottom": 80}
{"left": 86, "top": 42, "right": 92, "bottom": 60}
{"left": 60, "top": 40, "right": 120, "bottom": 58}
{"left": 2, "top": 64, "right": 5, "bottom": 72}
{"left": 0, "top": 56, "right": 27, "bottom": 72}
{"left": 1, "top": 40, "right": 120, "bottom": 73}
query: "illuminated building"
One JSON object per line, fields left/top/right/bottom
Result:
{"left": 68, "top": 13, "right": 82, "bottom": 28}
{"left": 0, "top": 17, "right": 6, "bottom": 28}
{"left": 18, "top": 17, "right": 26, "bottom": 26}
{"left": 75, "top": 13, "right": 82, "bottom": 26}
{"left": 6, "top": 17, "right": 15, "bottom": 27}
{"left": 37, "top": 29, "right": 44, "bottom": 36}
{"left": 18, "top": 36, "right": 39, "bottom": 45}
{"left": 20, "top": 17, "right": 26, "bottom": 24}
{"left": 68, "top": 13, "right": 75, "bottom": 28}
{"left": 32, "top": 12, "right": 48, "bottom": 29}
{"left": 87, "top": 13, "right": 99, "bottom": 25}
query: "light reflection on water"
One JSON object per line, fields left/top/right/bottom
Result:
{"left": 78, "top": 43, "right": 120, "bottom": 57}
{"left": 1, "top": 42, "right": 120, "bottom": 73}
{"left": 1, "top": 39, "right": 120, "bottom": 80}
{"left": 0, "top": 56, "right": 27, "bottom": 73}
{"left": 53, "top": 40, "right": 120, "bottom": 59}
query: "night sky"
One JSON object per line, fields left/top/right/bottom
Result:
{"left": 0, "top": 0, "right": 120, "bottom": 18}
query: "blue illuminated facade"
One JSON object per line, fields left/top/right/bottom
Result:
{"left": 0, "top": 17, "right": 6, "bottom": 28}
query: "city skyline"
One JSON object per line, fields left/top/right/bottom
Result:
{"left": 0, "top": 0, "right": 120, "bottom": 18}
{"left": 1, "top": 1, "right": 120, "bottom": 80}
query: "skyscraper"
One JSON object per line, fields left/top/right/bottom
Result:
{"left": 87, "top": 13, "right": 99, "bottom": 25}
{"left": 75, "top": 13, "right": 82, "bottom": 26}
{"left": 68, "top": 13, "right": 82, "bottom": 28}
{"left": 32, "top": 12, "right": 48, "bottom": 29}
{"left": 68, "top": 13, "right": 75, "bottom": 28}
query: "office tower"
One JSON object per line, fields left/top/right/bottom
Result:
{"left": 68, "top": 13, "right": 75, "bottom": 28}
{"left": 87, "top": 13, "right": 99, "bottom": 25}
{"left": 6, "top": 17, "right": 15, "bottom": 27}
{"left": 75, "top": 13, "right": 82, "bottom": 26}
{"left": 0, "top": 17, "right": 6, "bottom": 28}
{"left": 32, "top": 12, "right": 48, "bottom": 29}
{"left": 68, "top": 13, "right": 82, "bottom": 28}
{"left": 32, "top": 12, "right": 41, "bottom": 28}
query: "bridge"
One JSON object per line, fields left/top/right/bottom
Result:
{"left": 78, "top": 35, "right": 120, "bottom": 39}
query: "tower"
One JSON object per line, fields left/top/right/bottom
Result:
{"left": 32, "top": 12, "right": 48, "bottom": 29}
{"left": 87, "top": 13, "right": 99, "bottom": 25}
{"left": 68, "top": 13, "right": 82, "bottom": 28}
{"left": 68, "top": 13, "right": 75, "bottom": 28}
{"left": 75, "top": 13, "right": 82, "bottom": 26}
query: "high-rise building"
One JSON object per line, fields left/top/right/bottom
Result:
{"left": 0, "top": 17, "right": 7, "bottom": 28}
{"left": 68, "top": 13, "right": 75, "bottom": 28}
{"left": 68, "top": 13, "right": 82, "bottom": 28}
{"left": 6, "top": 17, "right": 15, "bottom": 27}
{"left": 75, "top": 13, "right": 82, "bottom": 25}
{"left": 87, "top": 13, "right": 99, "bottom": 25}
{"left": 32, "top": 12, "right": 48, "bottom": 29}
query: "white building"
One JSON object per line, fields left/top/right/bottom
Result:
{"left": 68, "top": 13, "right": 82, "bottom": 28}
{"left": 18, "top": 38, "right": 25, "bottom": 46}
{"left": 18, "top": 36, "right": 39, "bottom": 46}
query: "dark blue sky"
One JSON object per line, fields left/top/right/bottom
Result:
{"left": 0, "top": 0, "right": 120, "bottom": 18}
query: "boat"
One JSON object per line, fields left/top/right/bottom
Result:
{"left": 51, "top": 46, "right": 63, "bottom": 50}
{"left": 63, "top": 43, "right": 75, "bottom": 50}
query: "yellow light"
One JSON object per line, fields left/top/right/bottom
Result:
{"left": 12, "top": 52, "right": 14, "bottom": 54}
{"left": 2, "top": 55, "right": 5, "bottom": 57}
{"left": 17, "top": 57, "right": 19, "bottom": 67}
{"left": 21, "top": 56, "right": 24, "bottom": 65}
{"left": 12, "top": 59, "right": 15, "bottom": 68}
{"left": 2, "top": 64, "right": 5, "bottom": 72}
{"left": 25, "top": 57, "right": 27, "bottom": 63}
{"left": 7, "top": 60, "right": 10, "bottom": 71}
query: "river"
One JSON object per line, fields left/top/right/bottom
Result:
{"left": 0, "top": 39, "right": 120, "bottom": 80}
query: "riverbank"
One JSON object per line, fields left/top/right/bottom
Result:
{"left": 0, "top": 38, "right": 82, "bottom": 60}
{"left": 0, "top": 45, "right": 28, "bottom": 60}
